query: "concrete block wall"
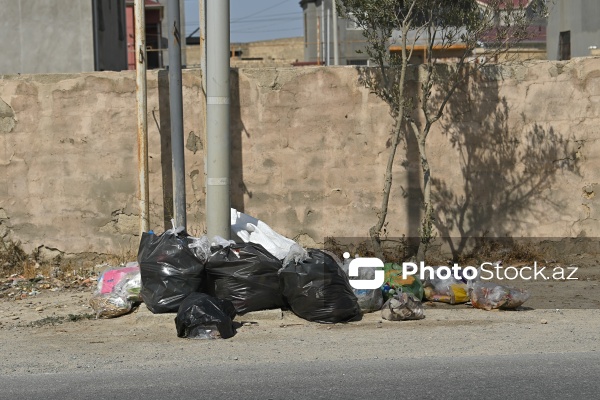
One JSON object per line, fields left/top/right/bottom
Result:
{"left": 0, "top": 58, "right": 598, "bottom": 259}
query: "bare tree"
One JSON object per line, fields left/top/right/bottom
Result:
{"left": 337, "top": 0, "right": 548, "bottom": 259}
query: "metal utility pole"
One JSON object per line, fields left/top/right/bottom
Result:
{"left": 205, "top": 0, "right": 231, "bottom": 239}
{"left": 200, "top": 0, "right": 208, "bottom": 220}
{"left": 135, "top": 0, "right": 149, "bottom": 234}
{"left": 332, "top": 0, "right": 339, "bottom": 65}
{"left": 326, "top": 8, "right": 331, "bottom": 65}
{"left": 321, "top": 4, "right": 325, "bottom": 64}
{"left": 168, "top": 0, "right": 187, "bottom": 229}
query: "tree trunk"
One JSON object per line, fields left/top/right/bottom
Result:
{"left": 416, "top": 136, "right": 433, "bottom": 261}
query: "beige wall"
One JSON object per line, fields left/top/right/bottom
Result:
{"left": 187, "top": 37, "right": 304, "bottom": 68}
{"left": 0, "top": 58, "right": 598, "bottom": 259}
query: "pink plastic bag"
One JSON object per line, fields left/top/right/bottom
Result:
{"left": 98, "top": 265, "right": 139, "bottom": 294}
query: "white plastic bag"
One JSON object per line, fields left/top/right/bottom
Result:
{"left": 230, "top": 208, "right": 308, "bottom": 263}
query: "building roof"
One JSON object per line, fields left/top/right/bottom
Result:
{"left": 477, "top": 0, "right": 535, "bottom": 9}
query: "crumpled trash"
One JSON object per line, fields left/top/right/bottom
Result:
{"left": 89, "top": 293, "right": 132, "bottom": 319}
{"left": 90, "top": 263, "right": 141, "bottom": 318}
{"left": 96, "top": 263, "right": 140, "bottom": 296}
{"left": 175, "top": 292, "right": 237, "bottom": 339}
{"left": 188, "top": 235, "right": 212, "bottom": 263}
{"left": 381, "top": 289, "right": 425, "bottom": 321}
{"left": 469, "top": 281, "right": 530, "bottom": 310}
{"left": 423, "top": 269, "right": 469, "bottom": 304}
{"left": 382, "top": 263, "right": 424, "bottom": 301}
{"left": 205, "top": 243, "right": 286, "bottom": 314}
{"left": 280, "top": 249, "right": 361, "bottom": 324}
{"left": 231, "top": 208, "right": 308, "bottom": 264}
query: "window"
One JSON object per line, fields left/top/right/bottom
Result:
{"left": 559, "top": 31, "right": 571, "bottom": 60}
{"left": 347, "top": 59, "right": 368, "bottom": 66}
{"left": 346, "top": 12, "right": 363, "bottom": 30}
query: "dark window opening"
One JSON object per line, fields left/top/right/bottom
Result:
{"left": 559, "top": 31, "right": 571, "bottom": 60}
{"left": 347, "top": 59, "right": 368, "bottom": 66}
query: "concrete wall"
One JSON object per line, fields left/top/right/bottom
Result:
{"left": 0, "top": 0, "right": 95, "bottom": 74}
{"left": 0, "top": 59, "right": 599, "bottom": 259}
{"left": 547, "top": 0, "right": 600, "bottom": 60}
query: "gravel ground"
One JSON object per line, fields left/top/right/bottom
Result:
{"left": 1, "top": 261, "right": 598, "bottom": 375}
{"left": 1, "top": 290, "right": 599, "bottom": 375}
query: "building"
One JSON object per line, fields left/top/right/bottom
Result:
{"left": 547, "top": 0, "right": 600, "bottom": 60}
{"left": 0, "top": 0, "right": 185, "bottom": 74}
{"left": 187, "top": 37, "right": 304, "bottom": 68}
{"left": 125, "top": 0, "right": 164, "bottom": 69}
{"left": 300, "top": 0, "right": 369, "bottom": 65}
{"left": 300, "top": 0, "right": 546, "bottom": 67}
{"left": 0, "top": 0, "right": 127, "bottom": 74}
{"left": 476, "top": 0, "right": 547, "bottom": 62}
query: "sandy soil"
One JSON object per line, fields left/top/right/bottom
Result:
{"left": 1, "top": 269, "right": 599, "bottom": 375}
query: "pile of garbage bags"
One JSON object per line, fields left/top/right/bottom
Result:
{"left": 89, "top": 209, "right": 531, "bottom": 338}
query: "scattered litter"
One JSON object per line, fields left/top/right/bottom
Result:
{"left": 89, "top": 293, "right": 132, "bottom": 319}
{"left": 382, "top": 263, "right": 424, "bottom": 301}
{"left": 381, "top": 289, "right": 425, "bottom": 321}
{"left": 279, "top": 249, "right": 361, "bottom": 324}
{"left": 423, "top": 269, "right": 469, "bottom": 304}
{"left": 469, "top": 281, "right": 530, "bottom": 310}
{"left": 89, "top": 263, "right": 141, "bottom": 318}
{"left": 175, "top": 292, "right": 237, "bottom": 339}
{"left": 205, "top": 243, "right": 286, "bottom": 314}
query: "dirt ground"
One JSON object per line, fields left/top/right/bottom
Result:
{"left": 0, "top": 261, "right": 599, "bottom": 375}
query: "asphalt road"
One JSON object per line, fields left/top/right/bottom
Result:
{"left": 1, "top": 352, "right": 598, "bottom": 400}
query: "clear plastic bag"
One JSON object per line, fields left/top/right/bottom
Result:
{"left": 470, "top": 281, "right": 530, "bottom": 310}
{"left": 423, "top": 271, "right": 469, "bottom": 304}
{"left": 381, "top": 289, "right": 425, "bottom": 321}
{"left": 188, "top": 235, "right": 212, "bottom": 263}
{"left": 89, "top": 293, "right": 132, "bottom": 319}
{"left": 90, "top": 263, "right": 141, "bottom": 318}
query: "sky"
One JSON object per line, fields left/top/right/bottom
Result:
{"left": 184, "top": 0, "right": 304, "bottom": 43}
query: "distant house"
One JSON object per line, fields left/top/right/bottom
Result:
{"left": 299, "top": 0, "right": 546, "bottom": 67}
{"left": 0, "top": 0, "right": 187, "bottom": 74}
{"left": 0, "top": 0, "right": 128, "bottom": 74}
{"left": 299, "top": 0, "right": 369, "bottom": 65}
{"left": 547, "top": 0, "right": 600, "bottom": 60}
{"left": 125, "top": 0, "right": 164, "bottom": 69}
{"left": 476, "top": 0, "right": 547, "bottom": 61}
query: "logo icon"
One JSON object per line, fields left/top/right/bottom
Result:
{"left": 344, "top": 252, "right": 385, "bottom": 289}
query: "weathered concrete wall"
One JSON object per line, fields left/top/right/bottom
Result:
{"left": 0, "top": 59, "right": 599, "bottom": 258}
{"left": 0, "top": 0, "right": 95, "bottom": 74}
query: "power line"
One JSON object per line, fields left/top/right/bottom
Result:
{"left": 231, "top": 27, "right": 301, "bottom": 34}
{"left": 230, "top": 0, "right": 290, "bottom": 23}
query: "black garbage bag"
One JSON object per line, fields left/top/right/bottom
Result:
{"left": 175, "top": 292, "right": 237, "bottom": 339}
{"left": 137, "top": 230, "right": 205, "bottom": 313}
{"left": 279, "top": 249, "right": 361, "bottom": 324}
{"left": 205, "top": 243, "right": 285, "bottom": 314}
